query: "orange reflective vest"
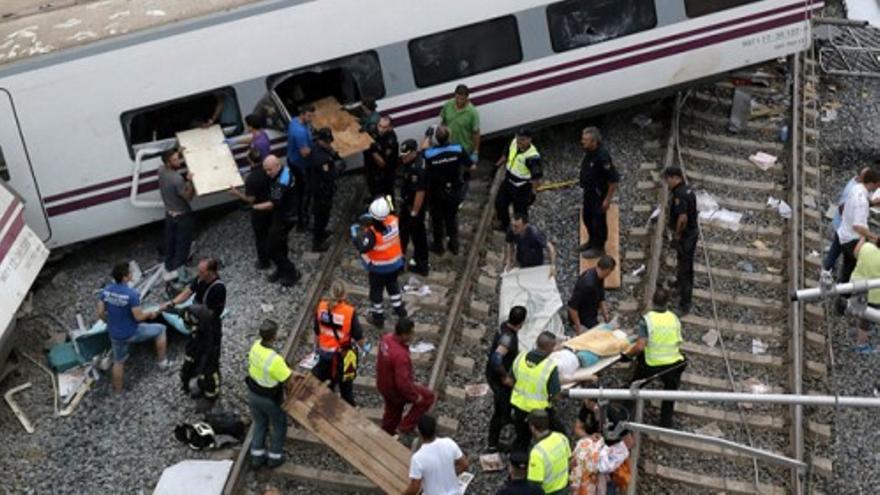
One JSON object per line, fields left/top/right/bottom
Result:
{"left": 316, "top": 300, "right": 355, "bottom": 352}
{"left": 363, "top": 216, "right": 403, "bottom": 269}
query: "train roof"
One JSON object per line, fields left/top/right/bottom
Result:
{"left": 0, "top": 0, "right": 270, "bottom": 67}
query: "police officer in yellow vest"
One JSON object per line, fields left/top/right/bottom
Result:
{"left": 623, "top": 288, "right": 687, "bottom": 428}
{"left": 246, "top": 319, "right": 293, "bottom": 468}
{"left": 527, "top": 409, "right": 571, "bottom": 495}
{"left": 510, "top": 331, "right": 566, "bottom": 453}
{"left": 495, "top": 127, "right": 543, "bottom": 231}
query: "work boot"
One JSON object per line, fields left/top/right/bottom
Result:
{"left": 430, "top": 242, "right": 445, "bottom": 255}
{"left": 408, "top": 264, "right": 430, "bottom": 276}
{"left": 267, "top": 271, "right": 281, "bottom": 283}
{"left": 267, "top": 455, "right": 284, "bottom": 469}
{"left": 581, "top": 248, "right": 603, "bottom": 259}
{"left": 676, "top": 304, "right": 691, "bottom": 317}
{"left": 395, "top": 307, "right": 408, "bottom": 318}
{"left": 279, "top": 271, "right": 301, "bottom": 288}
{"left": 367, "top": 314, "right": 385, "bottom": 328}
{"left": 251, "top": 454, "right": 267, "bottom": 469}
{"left": 255, "top": 260, "right": 271, "bottom": 270}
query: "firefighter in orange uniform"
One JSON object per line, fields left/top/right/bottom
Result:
{"left": 351, "top": 196, "right": 408, "bottom": 328}
{"left": 312, "top": 279, "right": 365, "bottom": 406}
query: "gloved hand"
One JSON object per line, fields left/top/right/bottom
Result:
{"left": 618, "top": 352, "right": 632, "bottom": 363}
{"left": 424, "top": 126, "right": 435, "bottom": 138}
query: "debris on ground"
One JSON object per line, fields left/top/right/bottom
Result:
{"left": 464, "top": 383, "right": 489, "bottom": 397}
{"left": 632, "top": 114, "right": 653, "bottom": 128}
{"left": 153, "top": 459, "right": 233, "bottom": 495}
{"left": 749, "top": 151, "right": 778, "bottom": 171}
{"left": 409, "top": 342, "right": 435, "bottom": 354}
{"left": 701, "top": 329, "right": 720, "bottom": 348}
{"left": 694, "top": 422, "right": 725, "bottom": 439}
{"left": 752, "top": 339, "right": 768, "bottom": 355}
{"left": 479, "top": 453, "right": 504, "bottom": 472}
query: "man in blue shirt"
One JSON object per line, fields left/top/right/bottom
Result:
{"left": 97, "top": 262, "right": 169, "bottom": 393}
{"left": 286, "top": 104, "right": 315, "bottom": 232}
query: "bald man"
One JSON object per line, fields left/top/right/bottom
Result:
{"left": 252, "top": 156, "right": 300, "bottom": 287}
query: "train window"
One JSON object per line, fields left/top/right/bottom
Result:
{"left": 408, "top": 16, "right": 522, "bottom": 88}
{"left": 685, "top": 0, "right": 762, "bottom": 17}
{"left": 547, "top": 0, "right": 657, "bottom": 53}
{"left": 121, "top": 87, "right": 243, "bottom": 158}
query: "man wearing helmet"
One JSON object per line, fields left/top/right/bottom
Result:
{"left": 351, "top": 196, "right": 407, "bottom": 327}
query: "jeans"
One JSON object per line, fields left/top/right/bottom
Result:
{"left": 582, "top": 200, "right": 607, "bottom": 251}
{"left": 822, "top": 231, "right": 842, "bottom": 272}
{"left": 840, "top": 239, "right": 859, "bottom": 284}
{"left": 495, "top": 180, "right": 532, "bottom": 229}
{"left": 248, "top": 390, "right": 288, "bottom": 460}
{"left": 163, "top": 212, "right": 194, "bottom": 271}
{"left": 250, "top": 211, "right": 272, "bottom": 266}
{"left": 110, "top": 323, "right": 166, "bottom": 363}
{"left": 488, "top": 382, "right": 512, "bottom": 448}
{"left": 399, "top": 208, "right": 428, "bottom": 269}
{"left": 368, "top": 271, "right": 404, "bottom": 321}
{"left": 380, "top": 385, "right": 435, "bottom": 434}
{"left": 629, "top": 357, "right": 687, "bottom": 427}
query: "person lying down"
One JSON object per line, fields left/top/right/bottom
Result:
{"left": 550, "top": 324, "right": 635, "bottom": 385}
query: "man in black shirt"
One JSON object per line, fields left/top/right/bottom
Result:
{"left": 310, "top": 127, "right": 344, "bottom": 253}
{"left": 485, "top": 306, "right": 526, "bottom": 452}
{"left": 579, "top": 127, "right": 619, "bottom": 259}
{"left": 664, "top": 166, "right": 698, "bottom": 315}
{"left": 230, "top": 158, "right": 272, "bottom": 270}
{"left": 398, "top": 139, "right": 430, "bottom": 276}
{"left": 423, "top": 126, "right": 472, "bottom": 255}
{"left": 364, "top": 115, "right": 399, "bottom": 199}
{"left": 567, "top": 255, "right": 616, "bottom": 334}
{"left": 254, "top": 155, "right": 300, "bottom": 287}
{"left": 504, "top": 213, "right": 557, "bottom": 277}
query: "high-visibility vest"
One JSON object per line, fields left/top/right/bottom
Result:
{"left": 248, "top": 340, "right": 287, "bottom": 389}
{"left": 529, "top": 431, "right": 571, "bottom": 493}
{"left": 506, "top": 138, "right": 540, "bottom": 182}
{"left": 510, "top": 352, "right": 557, "bottom": 412}
{"left": 643, "top": 310, "right": 684, "bottom": 366}
{"left": 363, "top": 216, "right": 403, "bottom": 267}
{"left": 316, "top": 300, "right": 355, "bottom": 352}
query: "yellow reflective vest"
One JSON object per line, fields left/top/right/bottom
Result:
{"left": 248, "top": 340, "right": 292, "bottom": 389}
{"left": 506, "top": 138, "right": 540, "bottom": 182}
{"left": 643, "top": 310, "right": 684, "bottom": 366}
{"left": 527, "top": 431, "right": 571, "bottom": 493}
{"left": 510, "top": 352, "right": 557, "bottom": 412}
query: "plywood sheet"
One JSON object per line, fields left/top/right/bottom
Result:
{"left": 176, "top": 125, "right": 243, "bottom": 196}
{"left": 283, "top": 373, "right": 411, "bottom": 494}
{"left": 579, "top": 204, "right": 621, "bottom": 288}
{"left": 310, "top": 97, "right": 374, "bottom": 158}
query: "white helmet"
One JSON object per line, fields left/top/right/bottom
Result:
{"left": 369, "top": 197, "right": 391, "bottom": 220}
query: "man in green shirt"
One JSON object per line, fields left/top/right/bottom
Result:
{"left": 440, "top": 84, "right": 481, "bottom": 165}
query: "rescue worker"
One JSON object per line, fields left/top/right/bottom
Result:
{"left": 312, "top": 280, "right": 365, "bottom": 406}
{"left": 495, "top": 128, "right": 542, "bottom": 230}
{"left": 398, "top": 139, "right": 430, "bottom": 276}
{"left": 229, "top": 123, "right": 273, "bottom": 269}
{"left": 486, "top": 306, "right": 527, "bottom": 453}
{"left": 351, "top": 196, "right": 407, "bottom": 327}
{"left": 158, "top": 148, "right": 195, "bottom": 281}
{"left": 663, "top": 166, "right": 698, "bottom": 315}
{"left": 496, "top": 451, "right": 544, "bottom": 495}
{"left": 510, "top": 331, "right": 565, "bottom": 453}
{"left": 578, "top": 127, "right": 619, "bottom": 259}
{"left": 364, "top": 115, "right": 399, "bottom": 199}
{"left": 526, "top": 410, "right": 571, "bottom": 495}
{"left": 252, "top": 155, "right": 300, "bottom": 287}
{"left": 246, "top": 319, "right": 293, "bottom": 468}
{"left": 849, "top": 238, "right": 880, "bottom": 352}
{"left": 287, "top": 104, "right": 315, "bottom": 232}
{"left": 422, "top": 125, "right": 472, "bottom": 256}
{"left": 310, "top": 127, "right": 344, "bottom": 253}
{"left": 567, "top": 255, "right": 616, "bottom": 334}
{"left": 504, "top": 213, "right": 557, "bottom": 277}
{"left": 377, "top": 318, "right": 436, "bottom": 436}
{"left": 179, "top": 304, "right": 221, "bottom": 412}
{"left": 166, "top": 257, "right": 226, "bottom": 335}
{"left": 622, "top": 288, "right": 687, "bottom": 428}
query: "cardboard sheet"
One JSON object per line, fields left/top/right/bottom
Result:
{"left": 176, "top": 125, "right": 243, "bottom": 196}
{"left": 499, "top": 265, "right": 565, "bottom": 352}
{"left": 154, "top": 460, "right": 233, "bottom": 495}
{"left": 579, "top": 205, "right": 621, "bottom": 288}
{"left": 310, "top": 97, "right": 374, "bottom": 158}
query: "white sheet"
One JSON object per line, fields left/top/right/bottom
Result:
{"left": 498, "top": 265, "right": 565, "bottom": 352}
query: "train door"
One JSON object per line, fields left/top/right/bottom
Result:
{"left": 0, "top": 89, "right": 49, "bottom": 241}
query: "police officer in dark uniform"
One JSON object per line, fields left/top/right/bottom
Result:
{"left": 229, "top": 155, "right": 272, "bottom": 270}
{"left": 310, "top": 127, "right": 345, "bottom": 253}
{"left": 663, "top": 166, "right": 698, "bottom": 315}
{"left": 422, "top": 125, "right": 472, "bottom": 256}
{"left": 578, "top": 127, "right": 619, "bottom": 259}
{"left": 485, "top": 305, "right": 526, "bottom": 452}
{"left": 398, "top": 139, "right": 430, "bottom": 276}
{"left": 364, "top": 115, "right": 399, "bottom": 199}
{"left": 253, "top": 155, "right": 300, "bottom": 287}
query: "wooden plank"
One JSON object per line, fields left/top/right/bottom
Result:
{"left": 176, "top": 125, "right": 244, "bottom": 195}
{"left": 682, "top": 372, "right": 784, "bottom": 394}
{"left": 686, "top": 169, "right": 783, "bottom": 193}
{"left": 643, "top": 461, "right": 785, "bottom": 495}
{"left": 681, "top": 341, "right": 784, "bottom": 367}
{"left": 701, "top": 241, "right": 782, "bottom": 260}
{"left": 681, "top": 314, "right": 782, "bottom": 339}
{"left": 658, "top": 401, "right": 785, "bottom": 429}
{"left": 681, "top": 128, "right": 784, "bottom": 151}
{"left": 699, "top": 219, "right": 783, "bottom": 237}
{"left": 665, "top": 257, "right": 784, "bottom": 284}
{"left": 681, "top": 146, "right": 781, "bottom": 172}
{"left": 311, "top": 97, "right": 374, "bottom": 158}
{"left": 579, "top": 204, "right": 621, "bottom": 288}
{"left": 692, "top": 288, "right": 783, "bottom": 310}
{"left": 274, "top": 464, "right": 380, "bottom": 493}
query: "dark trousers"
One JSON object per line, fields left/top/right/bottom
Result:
{"left": 676, "top": 229, "right": 698, "bottom": 310}
{"left": 840, "top": 239, "right": 859, "bottom": 284}
{"left": 429, "top": 194, "right": 459, "bottom": 250}
{"left": 312, "top": 352, "right": 355, "bottom": 406}
{"left": 488, "top": 382, "right": 512, "bottom": 448}
{"left": 181, "top": 346, "right": 221, "bottom": 399}
{"left": 250, "top": 211, "right": 272, "bottom": 266}
{"left": 511, "top": 406, "right": 566, "bottom": 453}
{"left": 367, "top": 167, "right": 395, "bottom": 199}
{"left": 163, "top": 212, "right": 194, "bottom": 271}
{"left": 629, "top": 357, "right": 687, "bottom": 427}
{"left": 380, "top": 386, "right": 435, "bottom": 434}
{"left": 399, "top": 208, "right": 428, "bottom": 268}
{"left": 495, "top": 180, "right": 532, "bottom": 229}
{"left": 312, "top": 197, "right": 333, "bottom": 245}
{"left": 822, "top": 231, "right": 842, "bottom": 272}
{"left": 582, "top": 200, "right": 607, "bottom": 251}
{"left": 368, "top": 271, "right": 404, "bottom": 321}
{"left": 291, "top": 167, "right": 309, "bottom": 227}
{"left": 267, "top": 219, "right": 299, "bottom": 282}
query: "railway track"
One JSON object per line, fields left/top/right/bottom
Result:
{"left": 222, "top": 157, "right": 506, "bottom": 494}
{"left": 624, "top": 52, "right": 832, "bottom": 494}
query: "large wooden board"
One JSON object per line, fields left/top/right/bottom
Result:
{"left": 283, "top": 373, "right": 411, "bottom": 494}
{"left": 176, "top": 125, "right": 243, "bottom": 196}
{"left": 579, "top": 204, "right": 621, "bottom": 288}
{"left": 311, "top": 97, "right": 374, "bottom": 158}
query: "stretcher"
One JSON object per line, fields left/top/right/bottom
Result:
{"left": 552, "top": 323, "right": 634, "bottom": 389}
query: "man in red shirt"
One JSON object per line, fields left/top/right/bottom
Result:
{"left": 376, "top": 318, "right": 435, "bottom": 435}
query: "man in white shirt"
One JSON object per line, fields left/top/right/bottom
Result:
{"left": 837, "top": 169, "right": 880, "bottom": 285}
{"left": 404, "top": 415, "right": 469, "bottom": 495}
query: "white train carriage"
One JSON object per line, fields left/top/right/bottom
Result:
{"left": 0, "top": 0, "right": 821, "bottom": 250}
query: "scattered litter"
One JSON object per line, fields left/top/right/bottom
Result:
{"left": 820, "top": 107, "right": 838, "bottom": 123}
{"left": 260, "top": 303, "right": 274, "bottom": 313}
{"left": 479, "top": 453, "right": 505, "bottom": 472}
{"left": 752, "top": 339, "right": 768, "bottom": 355}
{"left": 767, "top": 196, "right": 791, "bottom": 219}
{"left": 809, "top": 250, "right": 820, "bottom": 259}
{"left": 700, "top": 209, "right": 742, "bottom": 231}
{"left": 729, "top": 88, "right": 752, "bottom": 133}
{"left": 742, "top": 377, "right": 769, "bottom": 394}
{"left": 749, "top": 152, "right": 777, "bottom": 171}
{"left": 751, "top": 240, "right": 769, "bottom": 251}
{"left": 632, "top": 114, "right": 652, "bottom": 128}
{"left": 410, "top": 342, "right": 435, "bottom": 354}
{"left": 649, "top": 206, "right": 662, "bottom": 221}
{"left": 825, "top": 202, "right": 837, "bottom": 220}
{"left": 298, "top": 352, "right": 318, "bottom": 370}
{"left": 804, "top": 194, "right": 817, "bottom": 209}
{"left": 145, "top": 9, "right": 167, "bottom": 16}
{"left": 696, "top": 191, "right": 719, "bottom": 213}
{"left": 128, "top": 260, "right": 143, "bottom": 286}
{"left": 736, "top": 260, "right": 755, "bottom": 273}
{"left": 464, "top": 383, "right": 489, "bottom": 397}
{"left": 404, "top": 276, "right": 432, "bottom": 296}
{"left": 701, "top": 329, "right": 720, "bottom": 348}
{"left": 4, "top": 382, "right": 34, "bottom": 433}
{"left": 694, "top": 422, "right": 725, "bottom": 438}
{"left": 458, "top": 471, "right": 475, "bottom": 494}
{"left": 631, "top": 264, "right": 646, "bottom": 277}
{"left": 766, "top": 266, "right": 782, "bottom": 274}
{"left": 58, "top": 367, "right": 88, "bottom": 404}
